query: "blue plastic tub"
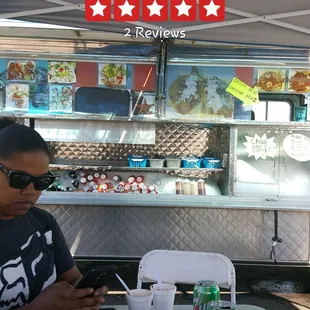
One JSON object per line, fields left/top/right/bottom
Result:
{"left": 128, "top": 155, "right": 148, "bottom": 168}
{"left": 202, "top": 157, "right": 222, "bottom": 169}
{"left": 182, "top": 157, "right": 202, "bottom": 168}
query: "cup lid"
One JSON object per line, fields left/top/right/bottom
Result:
{"left": 150, "top": 283, "right": 177, "bottom": 292}
{"left": 127, "top": 289, "right": 153, "bottom": 298}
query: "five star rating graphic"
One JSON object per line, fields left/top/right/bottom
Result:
{"left": 85, "top": 0, "right": 225, "bottom": 22}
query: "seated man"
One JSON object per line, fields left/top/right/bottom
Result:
{"left": 0, "top": 117, "right": 107, "bottom": 310}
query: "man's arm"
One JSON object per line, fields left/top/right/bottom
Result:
{"left": 57, "top": 266, "right": 83, "bottom": 287}
{"left": 50, "top": 214, "right": 108, "bottom": 297}
{"left": 58, "top": 266, "right": 108, "bottom": 299}
{"left": 18, "top": 304, "right": 37, "bottom": 310}
{"left": 17, "top": 281, "right": 104, "bottom": 310}
{"left": 50, "top": 214, "right": 82, "bottom": 285}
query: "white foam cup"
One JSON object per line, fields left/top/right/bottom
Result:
{"left": 150, "top": 283, "right": 177, "bottom": 310}
{"left": 125, "top": 289, "right": 153, "bottom": 310}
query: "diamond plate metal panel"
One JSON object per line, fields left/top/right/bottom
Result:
{"left": 263, "top": 211, "right": 309, "bottom": 261}
{"left": 155, "top": 124, "right": 210, "bottom": 157}
{"left": 116, "top": 207, "right": 265, "bottom": 259}
{"left": 42, "top": 205, "right": 117, "bottom": 256}
{"left": 49, "top": 143, "right": 105, "bottom": 161}
{"left": 36, "top": 205, "right": 307, "bottom": 261}
{"left": 49, "top": 124, "right": 229, "bottom": 161}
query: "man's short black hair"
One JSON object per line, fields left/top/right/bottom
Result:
{"left": 0, "top": 117, "right": 50, "bottom": 159}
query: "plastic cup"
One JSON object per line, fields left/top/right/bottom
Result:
{"left": 150, "top": 283, "right": 177, "bottom": 310}
{"left": 125, "top": 289, "right": 153, "bottom": 310}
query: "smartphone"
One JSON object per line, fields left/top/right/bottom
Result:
{"left": 74, "top": 264, "right": 117, "bottom": 291}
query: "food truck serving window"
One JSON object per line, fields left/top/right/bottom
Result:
{"left": 252, "top": 100, "right": 291, "bottom": 122}
{"left": 248, "top": 94, "right": 304, "bottom": 122}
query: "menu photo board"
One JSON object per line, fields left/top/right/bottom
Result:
{"left": 130, "top": 63, "right": 157, "bottom": 119}
{"left": 255, "top": 68, "right": 310, "bottom": 93}
{"left": 165, "top": 65, "right": 235, "bottom": 120}
{"left": 47, "top": 61, "right": 76, "bottom": 114}
{"left": 74, "top": 62, "right": 157, "bottom": 119}
{"left": 0, "top": 58, "right": 157, "bottom": 119}
{"left": 4, "top": 59, "right": 49, "bottom": 113}
{"left": 5, "top": 83, "right": 30, "bottom": 111}
{"left": 131, "top": 91, "right": 156, "bottom": 119}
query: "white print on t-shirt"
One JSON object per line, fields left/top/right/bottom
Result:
{"left": 0, "top": 230, "right": 57, "bottom": 310}
{"left": 0, "top": 257, "right": 29, "bottom": 309}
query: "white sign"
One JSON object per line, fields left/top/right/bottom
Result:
{"left": 283, "top": 133, "right": 310, "bottom": 162}
{"left": 243, "top": 134, "right": 277, "bottom": 160}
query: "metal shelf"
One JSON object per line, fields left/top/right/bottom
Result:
{"left": 49, "top": 163, "right": 224, "bottom": 173}
{"left": 36, "top": 192, "right": 310, "bottom": 211}
{"left": 1, "top": 111, "right": 149, "bottom": 122}
{"left": 2, "top": 110, "right": 310, "bottom": 128}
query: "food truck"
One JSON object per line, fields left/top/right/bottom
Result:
{"left": 0, "top": 0, "right": 310, "bottom": 266}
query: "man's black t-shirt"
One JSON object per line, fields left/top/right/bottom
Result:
{"left": 0, "top": 207, "right": 75, "bottom": 310}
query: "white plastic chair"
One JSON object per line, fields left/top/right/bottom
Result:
{"left": 137, "top": 250, "right": 236, "bottom": 304}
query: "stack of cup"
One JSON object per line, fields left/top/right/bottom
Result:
{"left": 150, "top": 283, "right": 177, "bottom": 310}
{"left": 126, "top": 289, "right": 153, "bottom": 310}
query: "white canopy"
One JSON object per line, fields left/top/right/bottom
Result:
{"left": 0, "top": 0, "right": 310, "bottom": 48}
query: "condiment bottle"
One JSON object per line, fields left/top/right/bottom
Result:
{"left": 116, "top": 185, "right": 125, "bottom": 193}
{"left": 175, "top": 180, "right": 183, "bottom": 195}
{"left": 124, "top": 183, "right": 132, "bottom": 191}
{"left": 149, "top": 185, "right": 156, "bottom": 192}
{"left": 100, "top": 173, "right": 107, "bottom": 180}
{"left": 136, "top": 175, "right": 144, "bottom": 183}
{"left": 113, "top": 175, "right": 122, "bottom": 182}
{"left": 89, "top": 181, "right": 96, "bottom": 187}
{"left": 101, "top": 183, "right": 109, "bottom": 190}
{"left": 197, "top": 179, "right": 206, "bottom": 195}
{"left": 154, "top": 179, "right": 161, "bottom": 186}
{"left": 94, "top": 172, "right": 100, "bottom": 180}
{"left": 182, "top": 179, "right": 191, "bottom": 195}
{"left": 80, "top": 177, "right": 87, "bottom": 185}
{"left": 139, "top": 183, "right": 147, "bottom": 190}
{"left": 69, "top": 171, "right": 77, "bottom": 179}
{"left": 128, "top": 176, "right": 136, "bottom": 183}
{"left": 131, "top": 182, "right": 139, "bottom": 191}
{"left": 71, "top": 180, "right": 79, "bottom": 188}
{"left": 191, "top": 181, "right": 199, "bottom": 195}
{"left": 87, "top": 174, "right": 94, "bottom": 182}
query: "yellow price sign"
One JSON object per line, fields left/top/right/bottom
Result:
{"left": 226, "top": 77, "right": 259, "bottom": 107}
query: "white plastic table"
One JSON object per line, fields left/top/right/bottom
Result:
{"left": 101, "top": 305, "right": 265, "bottom": 310}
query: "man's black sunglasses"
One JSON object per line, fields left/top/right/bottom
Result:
{"left": 0, "top": 163, "right": 57, "bottom": 190}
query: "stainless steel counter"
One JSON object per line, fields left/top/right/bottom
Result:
{"left": 37, "top": 192, "right": 310, "bottom": 212}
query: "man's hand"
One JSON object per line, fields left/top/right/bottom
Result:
{"left": 93, "top": 285, "right": 109, "bottom": 299}
{"left": 29, "top": 281, "right": 105, "bottom": 310}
